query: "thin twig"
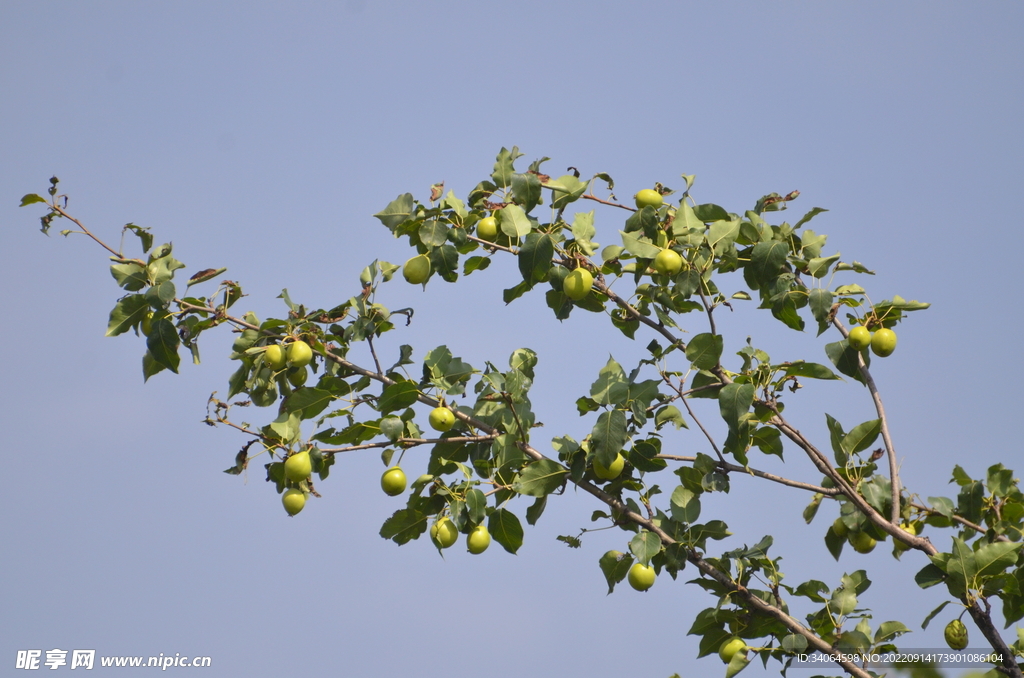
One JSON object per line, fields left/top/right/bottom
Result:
{"left": 680, "top": 389, "right": 726, "bottom": 465}
{"left": 595, "top": 280, "right": 686, "bottom": 351}
{"left": 321, "top": 434, "right": 498, "bottom": 456}
{"left": 581, "top": 193, "right": 634, "bottom": 211}
{"left": 366, "top": 334, "right": 383, "bottom": 376}
{"left": 51, "top": 204, "right": 130, "bottom": 260}
{"left": 465, "top": 234, "right": 518, "bottom": 254}
{"left": 657, "top": 454, "right": 841, "bottom": 495}
{"left": 696, "top": 281, "right": 717, "bottom": 337}
{"left": 908, "top": 501, "right": 1005, "bottom": 540}
{"left": 832, "top": 317, "right": 901, "bottom": 524}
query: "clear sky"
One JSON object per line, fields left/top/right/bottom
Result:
{"left": 2, "top": 2, "right": 1022, "bottom": 677}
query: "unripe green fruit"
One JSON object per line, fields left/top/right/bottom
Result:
{"left": 141, "top": 311, "right": 154, "bottom": 336}
{"left": 403, "top": 254, "right": 431, "bottom": 284}
{"left": 430, "top": 517, "right": 458, "bottom": 549}
{"left": 634, "top": 189, "right": 663, "bottom": 210}
{"left": 627, "top": 563, "right": 656, "bottom": 591}
{"left": 593, "top": 453, "right": 625, "bottom": 480}
{"left": 848, "top": 326, "right": 872, "bottom": 351}
{"left": 848, "top": 530, "right": 877, "bottom": 554}
{"left": 284, "top": 451, "right": 312, "bottom": 482}
{"left": 380, "top": 467, "right": 407, "bottom": 496}
{"left": 467, "top": 524, "right": 491, "bottom": 554}
{"left": 477, "top": 216, "right": 498, "bottom": 241}
{"left": 893, "top": 522, "right": 917, "bottom": 553}
{"left": 719, "top": 637, "right": 747, "bottom": 664}
{"left": 265, "top": 344, "right": 287, "bottom": 371}
{"left": 653, "top": 249, "right": 683, "bottom": 276}
{"left": 563, "top": 268, "right": 594, "bottom": 300}
{"left": 286, "top": 367, "right": 308, "bottom": 387}
{"left": 871, "top": 328, "right": 898, "bottom": 357}
{"left": 287, "top": 340, "right": 313, "bottom": 367}
{"left": 428, "top": 406, "right": 455, "bottom": 432}
{"left": 832, "top": 517, "right": 849, "bottom": 539}
{"left": 944, "top": 619, "right": 968, "bottom": 650}
{"left": 282, "top": 489, "right": 306, "bottom": 516}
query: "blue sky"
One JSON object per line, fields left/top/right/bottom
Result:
{"left": 2, "top": 2, "right": 1022, "bottom": 676}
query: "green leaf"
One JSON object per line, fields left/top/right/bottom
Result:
{"left": 514, "top": 459, "right": 568, "bottom": 497}
{"left": 546, "top": 174, "right": 589, "bottom": 210}
{"left": 975, "top": 542, "right": 1022, "bottom": 578}
{"left": 590, "top": 357, "right": 628, "bottom": 406}
{"left": 503, "top": 280, "right": 532, "bottom": 304}
{"left": 986, "top": 464, "right": 1015, "bottom": 498}
{"left": 830, "top": 588, "right": 858, "bottom": 616}
{"left": 488, "top": 508, "right": 524, "bottom": 554}
{"left": 825, "top": 523, "right": 845, "bottom": 561}
{"left": 672, "top": 201, "right": 705, "bottom": 237}
{"left": 824, "top": 340, "right": 867, "bottom": 385}
{"left": 518, "top": 233, "right": 554, "bottom": 283}
{"left": 826, "top": 414, "right": 847, "bottom": 464}
{"left": 374, "top": 193, "right": 415, "bottom": 231}
{"left": 809, "top": 288, "right": 834, "bottom": 336}
{"left": 427, "top": 243, "right": 459, "bottom": 283}
{"left": 20, "top": 193, "right": 47, "bottom": 207}
{"left": 841, "top": 419, "right": 881, "bottom": 456}
{"left": 466, "top": 488, "right": 486, "bottom": 524}
{"left": 418, "top": 220, "right": 448, "bottom": 247}
{"left": 498, "top": 204, "right": 532, "bottom": 238}
{"left": 944, "top": 538, "right": 976, "bottom": 596}
{"left": 807, "top": 253, "right": 841, "bottom": 279}
{"left": 693, "top": 203, "right": 730, "bottom": 222}
{"left": 380, "top": 507, "right": 428, "bottom": 544}
{"left": 752, "top": 427, "right": 783, "bottom": 458}
{"left": 686, "top": 333, "right": 724, "bottom": 370}
{"left": 591, "top": 409, "right": 628, "bottom": 469}
{"left": 874, "top": 621, "right": 910, "bottom": 643}
{"left": 781, "top": 634, "right": 808, "bottom": 654}
{"left": 110, "top": 262, "right": 148, "bottom": 291}
{"left": 380, "top": 416, "right": 404, "bottom": 442}
{"left": 724, "top": 652, "right": 749, "bottom": 678}
{"left": 570, "top": 210, "right": 597, "bottom": 255}
{"left": 630, "top": 531, "right": 662, "bottom": 566}
{"left": 281, "top": 388, "right": 335, "bottom": 420}
{"left": 267, "top": 411, "right": 301, "bottom": 444}
{"left": 511, "top": 172, "right": 542, "bottom": 213}
{"left": 463, "top": 255, "right": 490, "bottom": 275}
{"left": 795, "top": 207, "right": 828, "bottom": 231}
{"left": 783, "top": 361, "right": 840, "bottom": 380}
{"left": 707, "top": 219, "right": 741, "bottom": 255}
{"left": 670, "top": 486, "right": 701, "bottom": 523}
{"left": 599, "top": 550, "right": 632, "bottom": 594}
{"left": 745, "top": 241, "right": 789, "bottom": 289}
{"left": 146, "top": 319, "right": 180, "bottom": 373}
{"left": 491, "top": 146, "right": 522, "bottom": 188}
{"left": 141, "top": 350, "right": 167, "bottom": 381}
{"left": 619, "top": 230, "right": 662, "bottom": 259}
{"left": 914, "top": 563, "right": 945, "bottom": 589}
{"left": 378, "top": 380, "right": 420, "bottom": 414}
{"left": 718, "top": 383, "right": 755, "bottom": 434}
{"left": 525, "top": 496, "right": 547, "bottom": 525}
{"left": 105, "top": 294, "right": 150, "bottom": 337}
{"left": 921, "top": 601, "right": 951, "bottom": 629}
{"left": 927, "top": 496, "right": 956, "bottom": 518}
{"left": 655, "top": 405, "right": 687, "bottom": 430}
